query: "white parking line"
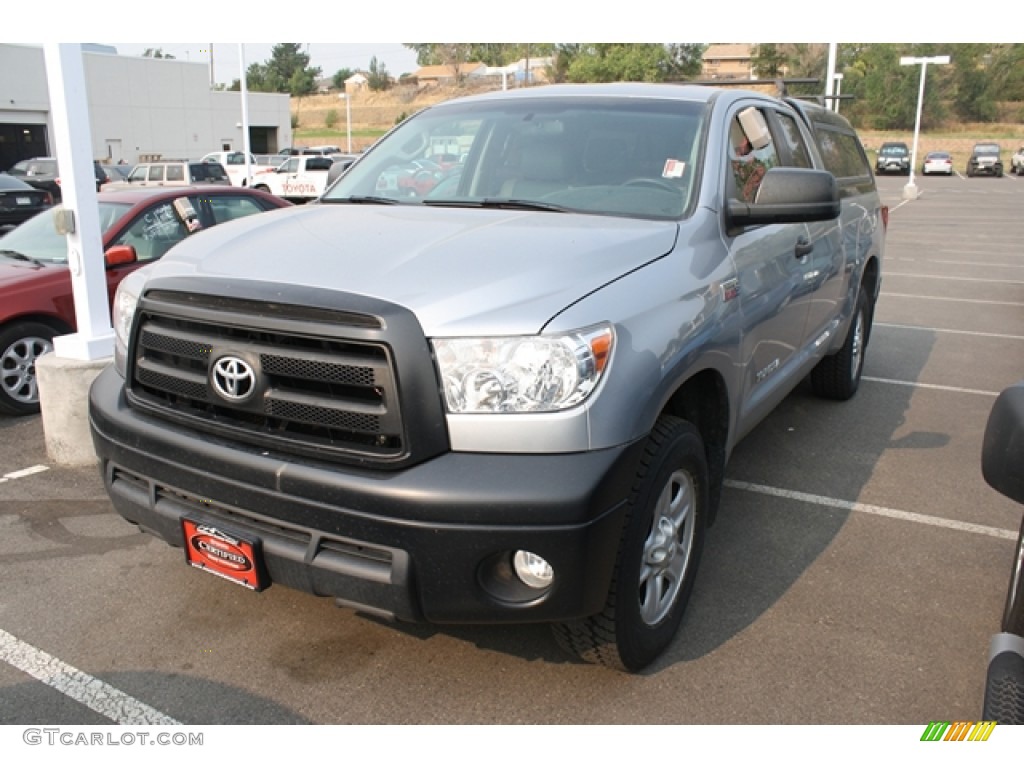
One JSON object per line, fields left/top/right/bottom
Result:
{"left": 891, "top": 255, "right": 1024, "bottom": 267}
{"left": 883, "top": 272, "right": 1024, "bottom": 285}
{"left": 0, "top": 465, "right": 49, "bottom": 484}
{"left": 724, "top": 480, "right": 1017, "bottom": 541}
{"left": 875, "top": 322, "right": 1024, "bottom": 341}
{"left": 0, "top": 628, "right": 180, "bottom": 725}
{"left": 881, "top": 292, "right": 1024, "bottom": 308}
{"left": 862, "top": 376, "right": 999, "bottom": 397}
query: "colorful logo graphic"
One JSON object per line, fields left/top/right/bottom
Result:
{"left": 920, "top": 721, "right": 996, "bottom": 742}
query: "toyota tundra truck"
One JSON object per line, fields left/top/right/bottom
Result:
{"left": 89, "top": 83, "right": 886, "bottom": 672}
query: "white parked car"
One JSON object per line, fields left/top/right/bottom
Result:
{"left": 250, "top": 154, "right": 334, "bottom": 202}
{"left": 200, "top": 151, "right": 279, "bottom": 188}
{"left": 922, "top": 151, "right": 953, "bottom": 176}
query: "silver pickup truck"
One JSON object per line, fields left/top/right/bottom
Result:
{"left": 89, "top": 83, "right": 887, "bottom": 672}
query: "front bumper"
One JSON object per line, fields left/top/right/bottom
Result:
{"left": 89, "top": 365, "right": 642, "bottom": 624}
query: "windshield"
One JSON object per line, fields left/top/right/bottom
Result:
{"left": 880, "top": 145, "right": 907, "bottom": 156}
{"left": 323, "top": 96, "right": 704, "bottom": 219}
{"left": 0, "top": 202, "right": 130, "bottom": 264}
{"left": 974, "top": 144, "right": 1000, "bottom": 155}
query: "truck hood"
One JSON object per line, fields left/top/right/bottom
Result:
{"left": 140, "top": 204, "right": 679, "bottom": 336}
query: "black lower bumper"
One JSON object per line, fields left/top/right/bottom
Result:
{"left": 89, "top": 365, "right": 642, "bottom": 624}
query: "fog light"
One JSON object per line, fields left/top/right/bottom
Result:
{"left": 513, "top": 550, "right": 554, "bottom": 589}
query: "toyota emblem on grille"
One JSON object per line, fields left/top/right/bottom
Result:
{"left": 211, "top": 356, "right": 256, "bottom": 402}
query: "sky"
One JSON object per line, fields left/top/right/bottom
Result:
{"left": 107, "top": 44, "right": 422, "bottom": 87}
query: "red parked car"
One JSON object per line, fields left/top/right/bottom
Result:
{"left": 0, "top": 185, "right": 291, "bottom": 415}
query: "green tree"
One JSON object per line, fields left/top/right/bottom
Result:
{"left": 840, "top": 44, "right": 946, "bottom": 130}
{"left": 245, "top": 43, "right": 321, "bottom": 94}
{"left": 367, "top": 56, "right": 391, "bottom": 91}
{"left": 332, "top": 68, "right": 355, "bottom": 90}
{"left": 565, "top": 44, "right": 678, "bottom": 83}
{"left": 665, "top": 44, "right": 707, "bottom": 80}
{"left": 752, "top": 44, "right": 788, "bottom": 79}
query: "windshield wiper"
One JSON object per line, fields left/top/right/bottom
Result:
{"left": 324, "top": 195, "right": 401, "bottom": 205}
{"left": 0, "top": 249, "right": 45, "bottom": 266}
{"left": 423, "top": 198, "right": 571, "bottom": 213}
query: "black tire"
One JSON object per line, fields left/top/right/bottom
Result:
{"left": 1004, "top": 520, "right": 1024, "bottom": 636}
{"left": 553, "top": 415, "right": 708, "bottom": 672}
{"left": 810, "top": 289, "right": 870, "bottom": 401}
{"left": 0, "top": 321, "right": 56, "bottom": 416}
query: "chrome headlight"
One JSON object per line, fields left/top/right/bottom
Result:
{"left": 432, "top": 324, "right": 613, "bottom": 414}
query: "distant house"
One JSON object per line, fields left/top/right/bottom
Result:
{"left": 413, "top": 62, "right": 487, "bottom": 87}
{"left": 345, "top": 72, "right": 368, "bottom": 92}
{"left": 315, "top": 76, "right": 334, "bottom": 94}
{"left": 506, "top": 56, "right": 555, "bottom": 85}
{"left": 701, "top": 44, "right": 755, "bottom": 80}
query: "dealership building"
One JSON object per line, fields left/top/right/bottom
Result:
{"left": 0, "top": 44, "right": 292, "bottom": 172}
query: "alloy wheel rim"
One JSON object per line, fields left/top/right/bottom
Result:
{"left": 1, "top": 336, "right": 53, "bottom": 404}
{"left": 639, "top": 468, "right": 696, "bottom": 625}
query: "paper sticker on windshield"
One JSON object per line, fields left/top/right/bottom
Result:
{"left": 662, "top": 159, "right": 686, "bottom": 178}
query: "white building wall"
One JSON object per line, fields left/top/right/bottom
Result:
{"left": 0, "top": 44, "right": 292, "bottom": 166}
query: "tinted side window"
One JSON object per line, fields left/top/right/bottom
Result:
{"left": 206, "top": 195, "right": 271, "bottom": 224}
{"left": 775, "top": 113, "right": 813, "bottom": 169}
{"left": 148, "top": 165, "right": 164, "bottom": 182}
{"left": 814, "top": 125, "right": 872, "bottom": 180}
{"left": 165, "top": 165, "right": 185, "bottom": 182}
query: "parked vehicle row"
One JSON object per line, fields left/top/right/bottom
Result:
{"left": 0, "top": 186, "right": 291, "bottom": 415}
{"left": 6, "top": 156, "right": 111, "bottom": 199}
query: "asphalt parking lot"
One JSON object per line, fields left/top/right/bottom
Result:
{"left": 0, "top": 171, "right": 1021, "bottom": 728}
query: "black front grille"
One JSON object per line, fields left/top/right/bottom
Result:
{"left": 127, "top": 291, "right": 407, "bottom": 463}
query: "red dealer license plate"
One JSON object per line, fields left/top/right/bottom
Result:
{"left": 182, "top": 518, "right": 267, "bottom": 591}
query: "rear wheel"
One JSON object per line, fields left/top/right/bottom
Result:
{"left": 553, "top": 415, "right": 708, "bottom": 672}
{"left": 811, "top": 289, "right": 870, "bottom": 401}
{"left": 0, "top": 321, "right": 56, "bottom": 416}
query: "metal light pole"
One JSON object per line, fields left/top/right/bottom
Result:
{"left": 900, "top": 54, "right": 951, "bottom": 200}
{"left": 833, "top": 73, "right": 844, "bottom": 113}
{"left": 340, "top": 93, "right": 352, "bottom": 153}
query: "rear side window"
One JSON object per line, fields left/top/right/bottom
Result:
{"left": 191, "top": 163, "right": 228, "bottom": 182}
{"left": 165, "top": 165, "right": 185, "bottom": 182}
{"left": 207, "top": 195, "right": 271, "bottom": 224}
{"left": 813, "top": 125, "right": 872, "bottom": 180}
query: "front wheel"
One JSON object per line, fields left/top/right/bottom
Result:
{"left": 553, "top": 415, "right": 708, "bottom": 672}
{"left": 810, "top": 289, "right": 870, "bottom": 401}
{"left": 0, "top": 321, "right": 56, "bottom": 416}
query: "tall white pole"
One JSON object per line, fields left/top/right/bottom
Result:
{"left": 42, "top": 43, "right": 113, "bottom": 361}
{"left": 346, "top": 94, "right": 352, "bottom": 153}
{"left": 825, "top": 43, "right": 838, "bottom": 108}
{"left": 900, "top": 55, "right": 949, "bottom": 200}
{"left": 906, "top": 61, "right": 928, "bottom": 195}
{"left": 239, "top": 44, "right": 252, "bottom": 184}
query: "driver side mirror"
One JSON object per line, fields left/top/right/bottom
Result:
{"left": 104, "top": 244, "right": 137, "bottom": 267}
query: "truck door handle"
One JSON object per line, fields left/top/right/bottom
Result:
{"left": 795, "top": 237, "right": 813, "bottom": 258}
